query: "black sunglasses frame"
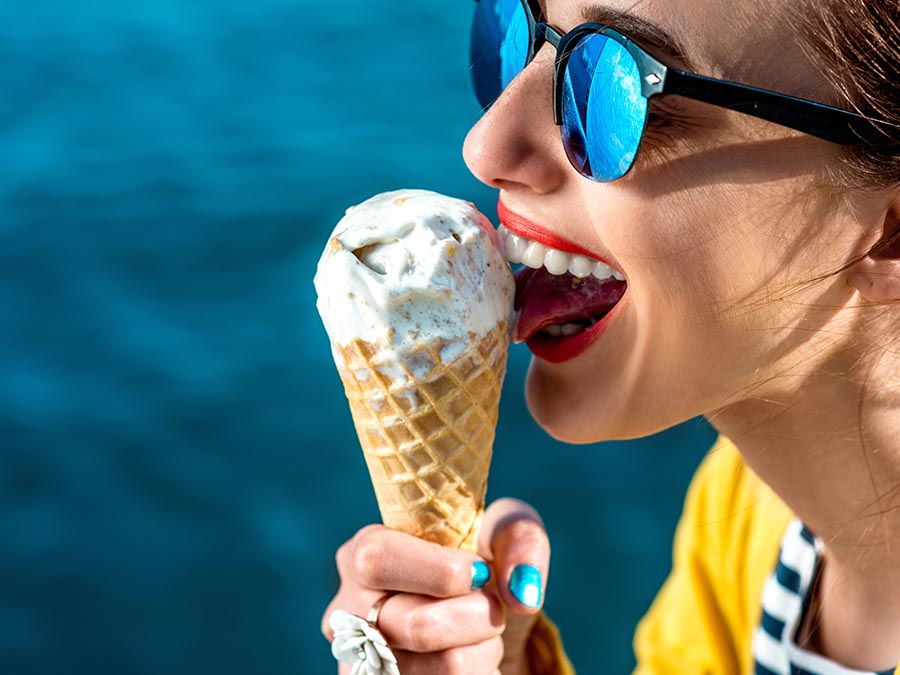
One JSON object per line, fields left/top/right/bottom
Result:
{"left": 477, "top": 0, "right": 888, "bottom": 153}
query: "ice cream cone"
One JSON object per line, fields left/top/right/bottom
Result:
{"left": 335, "top": 325, "right": 508, "bottom": 551}
{"left": 315, "top": 189, "right": 515, "bottom": 552}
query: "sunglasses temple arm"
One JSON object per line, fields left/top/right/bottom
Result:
{"left": 662, "top": 69, "right": 887, "bottom": 145}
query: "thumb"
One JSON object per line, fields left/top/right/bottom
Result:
{"left": 480, "top": 498, "right": 550, "bottom": 615}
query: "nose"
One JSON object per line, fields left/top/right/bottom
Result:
{"left": 463, "top": 47, "right": 570, "bottom": 195}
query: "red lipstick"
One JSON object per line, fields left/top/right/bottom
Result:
{"left": 498, "top": 198, "right": 610, "bottom": 264}
{"left": 498, "top": 198, "right": 627, "bottom": 364}
{"left": 524, "top": 299, "right": 625, "bottom": 363}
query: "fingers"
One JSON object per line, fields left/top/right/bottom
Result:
{"left": 377, "top": 590, "right": 505, "bottom": 652}
{"left": 322, "top": 524, "right": 495, "bottom": 642}
{"left": 325, "top": 588, "right": 504, "bottom": 674}
{"left": 480, "top": 498, "right": 551, "bottom": 615}
{"left": 394, "top": 635, "right": 504, "bottom": 675}
{"left": 338, "top": 525, "right": 485, "bottom": 598}
{"left": 323, "top": 590, "right": 504, "bottom": 650}
{"left": 322, "top": 514, "right": 541, "bottom": 674}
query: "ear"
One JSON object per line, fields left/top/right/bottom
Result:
{"left": 847, "top": 189, "right": 900, "bottom": 302}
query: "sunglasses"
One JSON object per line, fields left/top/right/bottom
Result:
{"left": 470, "top": 0, "right": 887, "bottom": 182}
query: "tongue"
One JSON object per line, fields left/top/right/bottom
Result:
{"left": 513, "top": 267, "right": 627, "bottom": 342}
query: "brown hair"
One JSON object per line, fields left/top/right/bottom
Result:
{"left": 791, "top": 0, "right": 900, "bottom": 189}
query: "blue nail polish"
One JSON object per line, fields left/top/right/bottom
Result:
{"left": 510, "top": 564, "right": 542, "bottom": 608}
{"left": 471, "top": 561, "right": 491, "bottom": 590}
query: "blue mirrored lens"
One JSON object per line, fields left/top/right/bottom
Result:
{"left": 471, "top": 0, "right": 529, "bottom": 109}
{"left": 561, "top": 34, "right": 648, "bottom": 181}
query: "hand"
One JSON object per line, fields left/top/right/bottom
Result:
{"left": 321, "top": 498, "right": 550, "bottom": 675}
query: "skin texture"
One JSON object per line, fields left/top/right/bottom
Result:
{"left": 325, "top": 0, "right": 900, "bottom": 672}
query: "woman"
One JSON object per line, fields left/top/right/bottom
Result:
{"left": 322, "top": 0, "right": 900, "bottom": 672}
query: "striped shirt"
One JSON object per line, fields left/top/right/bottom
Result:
{"left": 752, "top": 518, "right": 895, "bottom": 675}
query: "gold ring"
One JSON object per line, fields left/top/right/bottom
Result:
{"left": 365, "top": 592, "right": 396, "bottom": 629}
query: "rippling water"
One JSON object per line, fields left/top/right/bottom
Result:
{"left": 0, "top": 1, "right": 716, "bottom": 673}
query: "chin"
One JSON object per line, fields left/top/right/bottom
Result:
{"left": 524, "top": 358, "right": 684, "bottom": 443}
{"left": 524, "top": 360, "right": 626, "bottom": 443}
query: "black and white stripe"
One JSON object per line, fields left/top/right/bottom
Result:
{"left": 752, "top": 518, "right": 895, "bottom": 675}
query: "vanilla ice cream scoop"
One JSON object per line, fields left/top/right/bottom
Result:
{"left": 314, "top": 189, "right": 514, "bottom": 357}
{"left": 314, "top": 189, "right": 514, "bottom": 552}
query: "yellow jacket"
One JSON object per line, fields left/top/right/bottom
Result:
{"left": 527, "top": 436, "right": 900, "bottom": 675}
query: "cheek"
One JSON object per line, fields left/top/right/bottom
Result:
{"left": 523, "top": 148, "right": 853, "bottom": 443}
{"left": 613, "top": 189, "right": 754, "bottom": 323}
{"left": 523, "top": 186, "right": 809, "bottom": 442}
{"left": 616, "top": 181, "right": 805, "bottom": 315}
{"left": 618, "top": 182, "right": 851, "bottom": 392}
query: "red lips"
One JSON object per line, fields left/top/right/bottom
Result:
{"left": 498, "top": 198, "right": 627, "bottom": 363}
{"left": 498, "top": 199, "right": 611, "bottom": 261}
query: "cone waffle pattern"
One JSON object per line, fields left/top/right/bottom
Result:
{"left": 335, "top": 324, "right": 508, "bottom": 552}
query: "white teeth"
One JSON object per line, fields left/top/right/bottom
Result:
{"left": 521, "top": 241, "right": 548, "bottom": 269}
{"left": 568, "top": 254, "right": 593, "bottom": 278}
{"left": 592, "top": 261, "right": 613, "bottom": 280}
{"left": 498, "top": 226, "right": 527, "bottom": 263}
{"left": 498, "top": 226, "right": 624, "bottom": 281}
{"left": 541, "top": 322, "right": 586, "bottom": 338}
{"left": 506, "top": 233, "right": 527, "bottom": 264}
{"left": 543, "top": 249, "right": 570, "bottom": 275}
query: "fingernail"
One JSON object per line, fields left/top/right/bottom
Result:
{"left": 471, "top": 561, "right": 491, "bottom": 590}
{"left": 510, "top": 564, "right": 542, "bottom": 608}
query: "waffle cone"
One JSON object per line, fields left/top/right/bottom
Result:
{"left": 334, "top": 323, "right": 508, "bottom": 552}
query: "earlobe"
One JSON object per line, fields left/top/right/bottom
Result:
{"left": 847, "top": 256, "right": 900, "bottom": 302}
{"left": 847, "top": 191, "right": 900, "bottom": 303}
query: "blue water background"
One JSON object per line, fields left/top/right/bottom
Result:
{"left": 0, "top": 1, "right": 717, "bottom": 673}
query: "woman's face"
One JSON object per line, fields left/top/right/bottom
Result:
{"left": 463, "top": 0, "right": 881, "bottom": 442}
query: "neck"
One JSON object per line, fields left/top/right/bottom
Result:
{"left": 709, "top": 338, "right": 900, "bottom": 670}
